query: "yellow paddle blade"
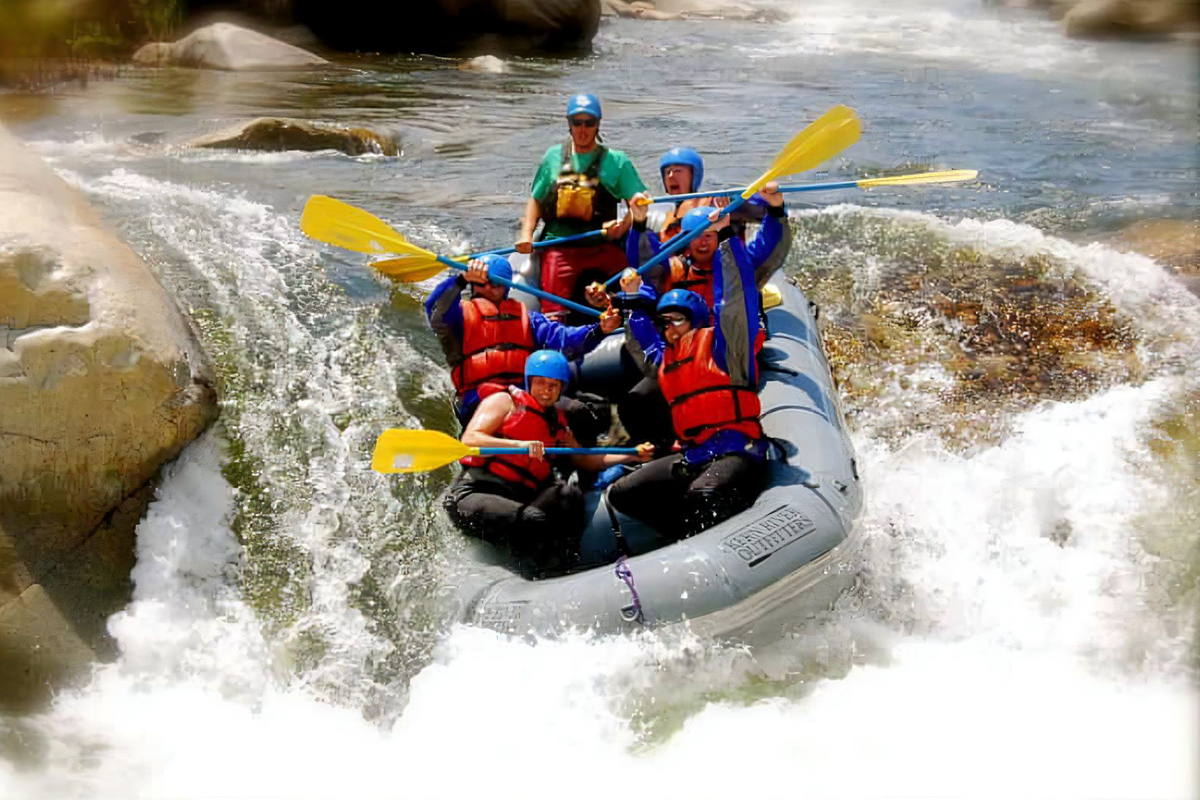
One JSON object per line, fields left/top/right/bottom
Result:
{"left": 764, "top": 105, "right": 856, "bottom": 177}
{"left": 761, "top": 283, "right": 783, "bottom": 310}
{"left": 743, "top": 107, "right": 862, "bottom": 199}
{"left": 301, "top": 195, "right": 411, "bottom": 255}
{"left": 371, "top": 429, "right": 478, "bottom": 474}
{"left": 857, "top": 169, "right": 978, "bottom": 189}
{"left": 369, "top": 255, "right": 447, "bottom": 282}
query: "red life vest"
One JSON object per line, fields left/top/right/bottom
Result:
{"left": 451, "top": 297, "right": 535, "bottom": 397}
{"left": 664, "top": 255, "right": 714, "bottom": 310}
{"left": 658, "top": 327, "right": 763, "bottom": 446}
{"left": 459, "top": 385, "right": 569, "bottom": 490}
{"left": 659, "top": 197, "right": 717, "bottom": 242}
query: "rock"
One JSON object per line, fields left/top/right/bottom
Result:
{"left": 188, "top": 117, "right": 400, "bottom": 156}
{"left": 1063, "top": 0, "right": 1198, "bottom": 38}
{"left": 294, "top": 0, "right": 600, "bottom": 55}
{"left": 132, "top": 22, "right": 327, "bottom": 70}
{"left": 607, "top": 0, "right": 784, "bottom": 21}
{"left": 458, "top": 55, "right": 509, "bottom": 73}
{"left": 606, "top": 0, "right": 683, "bottom": 19}
{"left": 1105, "top": 218, "right": 1200, "bottom": 296}
{"left": 0, "top": 123, "right": 217, "bottom": 710}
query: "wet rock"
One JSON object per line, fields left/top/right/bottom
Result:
{"left": 989, "top": 0, "right": 1200, "bottom": 40}
{"left": 0, "top": 123, "right": 217, "bottom": 710}
{"left": 188, "top": 118, "right": 400, "bottom": 156}
{"left": 132, "top": 22, "right": 327, "bottom": 70}
{"left": 458, "top": 55, "right": 509, "bottom": 73}
{"left": 604, "top": 0, "right": 683, "bottom": 18}
{"left": 791, "top": 214, "right": 1140, "bottom": 449}
{"left": 1064, "top": 0, "right": 1199, "bottom": 37}
{"left": 1104, "top": 218, "right": 1199, "bottom": 296}
{"left": 652, "top": 0, "right": 787, "bottom": 21}
{"left": 604, "top": 0, "right": 785, "bottom": 21}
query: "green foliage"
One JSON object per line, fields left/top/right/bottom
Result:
{"left": 0, "top": 0, "right": 184, "bottom": 63}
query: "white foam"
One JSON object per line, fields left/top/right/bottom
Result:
{"left": 753, "top": 0, "right": 1195, "bottom": 88}
{"left": 4, "top": 164, "right": 1194, "bottom": 799}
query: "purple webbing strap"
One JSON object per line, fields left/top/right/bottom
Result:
{"left": 614, "top": 556, "right": 643, "bottom": 624}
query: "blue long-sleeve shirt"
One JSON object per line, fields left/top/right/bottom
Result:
{"left": 626, "top": 203, "right": 791, "bottom": 299}
{"left": 626, "top": 205, "right": 792, "bottom": 388}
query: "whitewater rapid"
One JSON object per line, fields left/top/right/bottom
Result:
{"left": 5, "top": 0, "right": 1198, "bottom": 794}
{"left": 3, "top": 208, "right": 1196, "bottom": 798}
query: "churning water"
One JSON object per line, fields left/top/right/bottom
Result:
{"left": 2, "top": 2, "right": 1197, "bottom": 796}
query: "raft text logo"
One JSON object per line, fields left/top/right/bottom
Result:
{"left": 720, "top": 505, "right": 815, "bottom": 567}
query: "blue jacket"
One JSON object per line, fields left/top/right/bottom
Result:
{"left": 626, "top": 203, "right": 791, "bottom": 302}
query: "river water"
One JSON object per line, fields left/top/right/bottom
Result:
{"left": 2, "top": 1, "right": 1198, "bottom": 796}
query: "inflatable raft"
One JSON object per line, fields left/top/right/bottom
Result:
{"left": 448, "top": 270, "right": 865, "bottom": 641}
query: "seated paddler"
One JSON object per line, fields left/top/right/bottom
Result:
{"left": 443, "top": 351, "right": 653, "bottom": 571}
{"left": 607, "top": 196, "right": 783, "bottom": 538}
{"left": 612, "top": 182, "right": 789, "bottom": 453}
{"left": 515, "top": 93, "right": 647, "bottom": 323}
{"left": 424, "top": 253, "right": 621, "bottom": 424}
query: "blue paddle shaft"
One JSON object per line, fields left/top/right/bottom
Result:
{"left": 647, "top": 180, "right": 859, "bottom": 205}
{"left": 468, "top": 228, "right": 605, "bottom": 260}
{"left": 435, "top": 255, "right": 602, "bottom": 318}
{"left": 606, "top": 196, "right": 748, "bottom": 289}
{"left": 478, "top": 447, "right": 639, "bottom": 456}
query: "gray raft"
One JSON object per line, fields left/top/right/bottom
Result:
{"left": 450, "top": 272, "right": 865, "bottom": 641}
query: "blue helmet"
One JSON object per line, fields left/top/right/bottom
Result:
{"left": 659, "top": 147, "right": 704, "bottom": 193}
{"left": 656, "top": 289, "right": 709, "bottom": 329}
{"left": 566, "top": 93, "right": 601, "bottom": 119}
{"left": 680, "top": 207, "right": 716, "bottom": 237}
{"left": 476, "top": 253, "right": 512, "bottom": 285}
{"left": 525, "top": 350, "right": 571, "bottom": 388}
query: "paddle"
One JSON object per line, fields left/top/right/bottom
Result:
{"left": 300, "top": 196, "right": 603, "bottom": 319}
{"left": 464, "top": 227, "right": 606, "bottom": 260}
{"left": 604, "top": 104, "right": 862, "bottom": 289}
{"left": 371, "top": 429, "right": 640, "bottom": 474}
{"left": 639, "top": 169, "right": 979, "bottom": 205}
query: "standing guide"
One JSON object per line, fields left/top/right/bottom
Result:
{"left": 516, "top": 93, "right": 647, "bottom": 323}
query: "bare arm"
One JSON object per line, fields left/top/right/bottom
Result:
{"left": 516, "top": 197, "right": 542, "bottom": 254}
{"left": 461, "top": 393, "right": 547, "bottom": 460}
{"left": 562, "top": 429, "right": 654, "bottom": 471}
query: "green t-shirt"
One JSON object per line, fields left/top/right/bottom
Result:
{"left": 531, "top": 143, "right": 647, "bottom": 239}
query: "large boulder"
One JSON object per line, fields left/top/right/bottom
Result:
{"left": 0, "top": 123, "right": 217, "bottom": 710}
{"left": 187, "top": 117, "right": 401, "bottom": 156}
{"left": 990, "top": 0, "right": 1200, "bottom": 39}
{"left": 132, "top": 22, "right": 327, "bottom": 69}
{"left": 294, "top": 0, "right": 600, "bottom": 55}
{"left": 1064, "top": 0, "right": 1198, "bottom": 37}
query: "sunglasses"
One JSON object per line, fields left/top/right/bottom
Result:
{"left": 569, "top": 118, "right": 598, "bottom": 128}
{"left": 654, "top": 314, "right": 689, "bottom": 331}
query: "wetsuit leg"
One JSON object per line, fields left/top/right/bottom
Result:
{"left": 679, "top": 454, "right": 766, "bottom": 535}
{"left": 606, "top": 453, "right": 766, "bottom": 537}
{"left": 443, "top": 468, "right": 535, "bottom": 547}
{"left": 617, "top": 376, "right": 674, "bottom": 450}
{"left": 444, "top": 468, "right": 584, "bottom": 572}
{"left": 605, "top": 454, "right": 692, "bottom": 535}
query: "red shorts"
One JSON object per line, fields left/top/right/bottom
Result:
{"left": 539, "top": 243, "right": 626, "bottom": 321}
